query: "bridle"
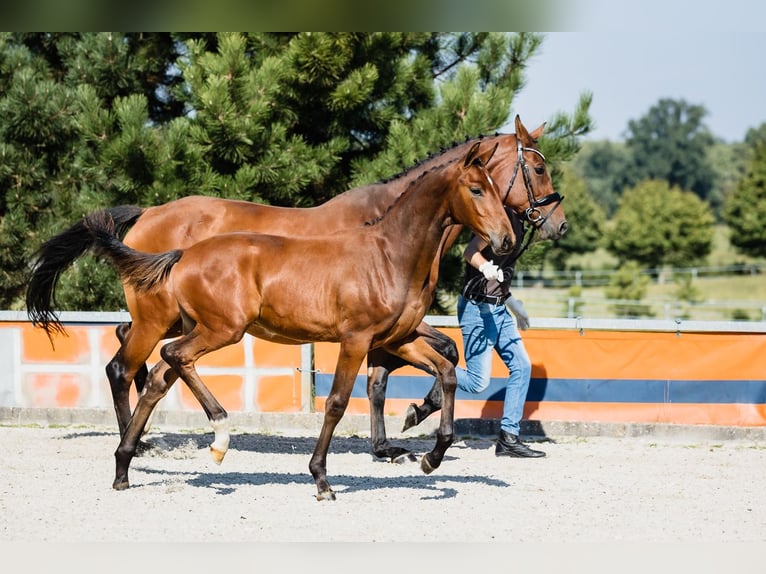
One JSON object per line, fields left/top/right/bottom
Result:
{"left": 502, "top": 136, "right": 565, "bottom": 259}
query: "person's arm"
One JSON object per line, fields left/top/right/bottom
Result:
{"left": 464, "top": 235, "right": 503, "bottom": 282}
{"left": 505, "top": 296, "right": 530, "bottom": 330}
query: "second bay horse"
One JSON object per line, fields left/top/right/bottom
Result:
{"left": 82, "top": 141, "right": 514, "bottom": 500}
{"left": 26, "top": 115, "right": 566, "bottom": 462}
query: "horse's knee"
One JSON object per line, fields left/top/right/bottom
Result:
{"left": 435, "top": 364, "right": 457, "bottom": 393}
{"left": 114, "top": 322, "right": 132, "bottom": 344}
{"left": 105, "top": 356, "right": 127, "bottom": 391}
{"left": 324, "top": 395, "right": 349, "bottom": 419}
{"left": 367, "top": 368, "right": 388, "bottom": 406}
{"left": 440, "top": 338, "right": 459, "bottom": 366}
{"left": 427, "top": 332, "right": 459, "bottom": 366}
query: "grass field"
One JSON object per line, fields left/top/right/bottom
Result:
{"left": 513, "top": 273, "right": 766, "bottom": 321}
{"left": 453, "top": 226, "right": 766, "bottom": 322}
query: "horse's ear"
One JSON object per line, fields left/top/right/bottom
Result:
{"left": 529, "top": 122, "right": 546, "bottom": 142}
{"left": 475, "top": 141, "right": 499, "bottom": 166}
{"left": 515, "top": 115, "right": 531, "bottom": 143}
{"left": 464, "top": 140, "right": 482, "bottom": 167}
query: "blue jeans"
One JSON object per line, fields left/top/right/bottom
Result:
{"left": 456, "top": 295, "right": 531, "bottom": 435}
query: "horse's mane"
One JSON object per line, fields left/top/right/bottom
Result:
{"left": 363, "top": 157, "right": 460, "bottom": 227}
{"left": 362, "top": 132, "right": 506, "bottom": 228}
{"left": 377, "top": 132, "right": 502, "bottom": 185}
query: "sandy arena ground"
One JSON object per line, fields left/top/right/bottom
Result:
{"left": 1, "top": 421, "right": 765, "bottom": 546}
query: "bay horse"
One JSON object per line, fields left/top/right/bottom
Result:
{"left": 26, "top": 115, "right": 566, "bottom": 462}
{"left": 82, "top": 141, "right": 513, "bottom": 500}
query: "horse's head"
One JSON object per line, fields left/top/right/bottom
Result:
{"left": 489, "top": 115, "right": 568, "bottom": 241}
{"left": 452, "top": 141, "right": 515, "bottom": 255}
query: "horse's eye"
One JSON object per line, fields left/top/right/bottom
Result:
{"left": 470, "top": 187, "right": 483, "bottom": 196}
{"left": 534, "top": 165, "right": 545, "bottom": 176}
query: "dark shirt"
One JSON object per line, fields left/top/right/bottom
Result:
{"left": 462, "top": 207, "right": 526, "bottom": 300}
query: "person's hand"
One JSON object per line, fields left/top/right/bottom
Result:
{"left": 478, "top": 260, "right": 504, "bottom": 282}
{"left": 505, "top": 296, "right": 530, "bottom": 330}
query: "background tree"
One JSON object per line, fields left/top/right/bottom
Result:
{"left": 570, "top": 139, "right": 632, "bottom": 217}
{"left": 706, "top": 140, "right": 751, "bottom": 221}
{"left": 603, "top": 179, "right": 715, "bottom": 269}
{"left": 723, "top": 141, "right": 766, "bottom": 258}
{"left": 544, "top": 167, "right": 606, "bottom": 270}
{"left": 0, "top": 32, "right": 594, "bottom": 312}
{"left": 604, "top": 261, "right": 653, "bottom": 318}
{"left": 624, "top": 98, "right": 717, "bottom": 205}
{"left": 745, "top": 122, "right": 766, "bottom": 147}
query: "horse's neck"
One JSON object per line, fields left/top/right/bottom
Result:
{"left": 372, "top": 168, "right": 453, "bottom": 276}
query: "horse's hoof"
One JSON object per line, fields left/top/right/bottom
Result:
{"left": 210, "top": 446, "right": 226, "bottom": 465}
{"left": 316, "top": 489, "right": 336, "bottom": 502}
{"left": 392, "top": 451, "right": 418, "bottom": 464}
{"left": 420, "top": 453, "right": 438, "bottom": 475}
{"left": 113, "top": 479, "right": 130, "bottom": 491}
{"left": 401, "top": 403, "right": 421, "bottom": 432}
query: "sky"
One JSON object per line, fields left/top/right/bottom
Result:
{"left": 503, "top": 4, "right": 766, "bottom": 143}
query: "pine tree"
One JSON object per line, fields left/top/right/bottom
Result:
{"left": 1, "top": 32, "right": 594, "bottom": 311}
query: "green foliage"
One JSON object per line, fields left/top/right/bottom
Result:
{"left": 570, "top": 140, "right": 632, "bottom": 217}
{"left": 745, "top": 122, "right": 766, "bottom": 147}
{"left": 0, "top": 32, "right": 594, "bottom": 311}
{"left": 545, "top": 167, "right": 606, "bottom": 269}
{"left": 604, "top": 180, "right": 715, "bottom": 269}
{"left": 572, "top": 101, "right": 742, "bottom": 222}
{"left": 536, "top": 91, "right": 594, "bottom": 176}
{"left": 723, "top": 142, "right": 766, "bottom": 258}
{"left": 673, "top": 272, "right": 703, "bottom": 303}
{"left": 624, "top": 98, "right": 717, "bottom": 205}
{"left": 352, "top": 33, "right": 549, "bottom": 185}
{"left": 564, "top": 284, "right": 584, "bottom": 317}
{"left": 604, "top": 261, "right": 654, "bottom": 318}
{"left": 706, "top": 141, "right": 751, "bottom": 221}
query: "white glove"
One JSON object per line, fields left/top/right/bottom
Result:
{"left": 478, "top": 260, "right": 504, "bottom": 283}
{"left": 505, "top": 296, "right": 530, "bottom": 330}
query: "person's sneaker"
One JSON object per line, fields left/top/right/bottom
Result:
{"left": 495, "top": 430, "right": 546, "bottom": 458}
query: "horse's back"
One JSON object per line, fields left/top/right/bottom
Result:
{"left": 123, "top": 187, "right": 401, "bottom": 254}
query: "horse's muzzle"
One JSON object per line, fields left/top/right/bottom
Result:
{"left": 494, "top": 234, "right": 514, "bottom": 255}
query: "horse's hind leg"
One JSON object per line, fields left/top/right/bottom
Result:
{"left": 115, "top": 323, "right": 147, "bottom": 393}
{"left": 114, "top": 320, "right": 186, "bottom": 445}
{"left": 401, "top": 324, "right": 457, "bottom": 431}
{"left": 113, "top": 360, "right": 179, "bottom": 490}
{"left": 384, "top": 335, "right": 456, "bottom": 475}
{"left": 106, "top": 320, "right": 170, "bottom": 446}
{"left": 116, "top": 319, "right": 184, "bottom": 396}
{"left": 160, "top": 330, "right": 232, "bottom": 465}
{"left": 366, "top": 349, "right": 416, "bottom": 463}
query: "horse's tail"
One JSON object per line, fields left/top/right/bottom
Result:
{"left": 83, "top": 210, "right": 182, "bottom": 295}
{"left": 26, "top": 205, "right": 145, "bottom": 339}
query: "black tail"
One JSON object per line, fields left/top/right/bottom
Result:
{"left": 83, "top": 210, "right": 182, "bottom": 295}
{"left": 25, "top": 205, "right": 144, "bottom": 339}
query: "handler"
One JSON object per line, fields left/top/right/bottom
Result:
{"left": 407, "top": 207, "right": 545, "bottom": 458}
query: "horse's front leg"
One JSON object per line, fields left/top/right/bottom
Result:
{"left": 310, "top": 339, "right": 370, "bottom": 501}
